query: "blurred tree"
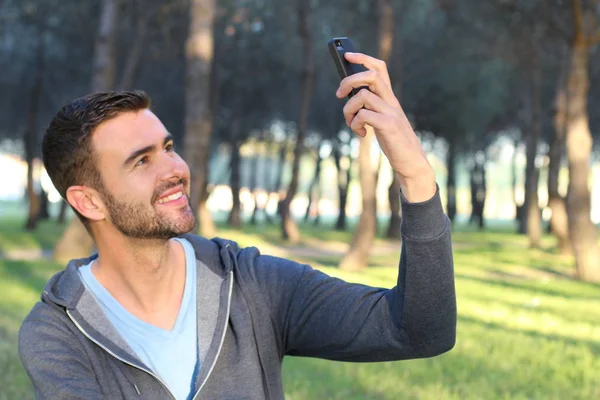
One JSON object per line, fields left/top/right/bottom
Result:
{"left": 12, "top": 1, "right": 53, "bottom": 231}
{"left": 547, "top": 45, "right": 571, "bottom": 255}
{"left": 332, "top": 134, "right": 353, "bottom": 230}
{"left": 54, "top": 0, "right": 119, "bottom": 263}
{"left": 385, "top": 0, "right": 403, "bottom": 239}
{"left": 564, "top": 0, "right": 600, "bottom": 281}
{"left": 339, "top": 0, "right": 392, "bottom": 271}
{"left": 183, "top": 0, "right": 217, "bottom": 237}
{"left": 469, "top": 154, "right": 486, "bottom": 229}
{"left": 279, "top": 0, "right": 316, "bottom": 243}
{"left": 225, "top": 11, "right": 247, "bottom": 229}
{"left": 23, "top": 31, "right": 44, "bottom": 231}
{"left": 303, "top": 140, "right": 324, "bottom": 225}
{"left": 521, "top": 37, "right": 543, "bottom": 248}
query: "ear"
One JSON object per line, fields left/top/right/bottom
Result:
{"left": 65, "top": 186, "right": 106, "bottom": 222}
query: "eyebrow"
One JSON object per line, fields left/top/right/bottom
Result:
{"left": 123, "top": 133, "right": 174, "bottom": 167}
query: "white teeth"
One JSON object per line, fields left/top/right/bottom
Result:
{"left": 157, "top": 191, "right": 183, "bottom": 204}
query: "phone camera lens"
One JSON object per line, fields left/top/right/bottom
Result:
{"left": 335, "top": 40, "right": 342, "bottom": 47}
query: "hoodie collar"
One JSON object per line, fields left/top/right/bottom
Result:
{"left": 43, "top": 234, "right": 237, "bottom": 309}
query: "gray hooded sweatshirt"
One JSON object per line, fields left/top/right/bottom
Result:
{"left": 18, "top": 188, "right": 456, "bottom": 399}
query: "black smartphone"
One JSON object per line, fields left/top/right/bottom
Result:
{"left": 328, "top": 37, "right": 368, "bottom": 98}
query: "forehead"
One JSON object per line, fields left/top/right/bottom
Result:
{"left": 91, "top": 109, "right": 168, "bottom": 160}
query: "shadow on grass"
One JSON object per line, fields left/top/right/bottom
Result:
{"left": 534, "top": 266, "right": 574, "bottom": 280}
{"left": 458, "top": 314, "right": 600, "bottom": 355}
{"left": 485, "top": 266, "right": 574, "bottom": 283}
{"left": 455, "top": 272, "right": 600, "bottom": 300}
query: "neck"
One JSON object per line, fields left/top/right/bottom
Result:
{"left": 90, "top": 227, "right": 186, "bottom": 327}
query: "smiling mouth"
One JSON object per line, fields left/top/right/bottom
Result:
{"left": 156, "top": 191, "right": 184, "bottom": 204}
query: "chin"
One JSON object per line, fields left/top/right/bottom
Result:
{"left": 175, "top": 214, "right": 197, "bottom": 235}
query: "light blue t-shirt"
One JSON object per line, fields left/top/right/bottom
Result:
{"left": 78, "top": 238, "right": 199, "bottom": 400}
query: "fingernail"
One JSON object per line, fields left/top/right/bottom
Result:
{"left": 345, "top": 52, "right": 354, "bottom": 56}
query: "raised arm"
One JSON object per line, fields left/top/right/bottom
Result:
{"left": 239, "top": 185, "right": 455, "bottom": 362}
{"left": 239, "top": 50, "right": 456, "bottom": 360}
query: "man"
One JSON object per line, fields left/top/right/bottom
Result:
{"left": 19, "top": 52, "right": 456, "bottom": 400}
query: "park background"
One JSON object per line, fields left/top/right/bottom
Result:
{"left": 1, "top": 0, "right": 599, "bottom": 399}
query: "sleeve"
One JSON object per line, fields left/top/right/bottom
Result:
{"left": 244, "top": 185, "right": 456, "bottom": 362}
{"left": 19, "top": 306, "right": 105, "bottom": 400}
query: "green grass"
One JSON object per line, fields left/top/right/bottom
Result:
{"left": 0, "top": 258, "right": 63, "bottom": 400}
{"left": 0, "top": 216, "right": 599, "bottom": 399}
{"left": 0, "top": 217, "right": 67, "bottom": 254}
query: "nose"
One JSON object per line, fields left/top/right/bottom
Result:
{"left": 158, "top": 152, "right": 190, "bottom": 183}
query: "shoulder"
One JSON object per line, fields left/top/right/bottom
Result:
{"left": 20, "top": 300, "right": 68, "bottom": 332}
{"left": 180, "top": 233, "right": 307, "bottom": 280}
{"left": 19, "top": 301, "right": 74, "bottom": 361}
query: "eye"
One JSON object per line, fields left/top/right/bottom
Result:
{"left": 165, "top": 142, "right": 175, "bottom": 152}
{"left": 135, "top": 156, "right": 148, "bottom": 166}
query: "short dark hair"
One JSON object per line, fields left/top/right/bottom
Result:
{"left": 42, "top": 90, "right": 151, "bottom": 223}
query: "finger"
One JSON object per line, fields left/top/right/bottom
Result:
{"left": 343, "top": 89, "right": 395, "bottom": 128}
{"left": 350, "top": 108, "right": 390, "bottom": 137}
{"left": 337, "top": 70, "right": 397, "bottom": 105}
{"left": 344, "top": 52, "right": 392, "bottom": 86}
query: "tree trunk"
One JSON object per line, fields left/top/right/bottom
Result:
{"left": 377, "top": 0, "right": 402, "bottom": 239}
{"left": 54, "top": 0, "right": 119, "bottom": 262}
{"left": 57, "top": 200, "right": 68, "bottom": 224}
{"left": 339, "top": 0, "right": 393, "bottom": 268}
{"left": 385, "top": 39, "right": 402, "bottom": 237}
{"left": 523, "top": 48, "right": 542, "bottom": 248}
{"left": 39, "top": 189, "right": 50, "bottom": 220}
{"left": 91, "top": 0, "right": 119, "bottom": 93}
{"left": 304, "top": 150, "right": 322, "bottom": 223}
{"left": 333, "top": 146, "right": 351, "bottom": 231}
{"left": 117, "top": 8, "right": 148, "bottom": 90}
{"left": 564, "top": 31, "right": 600, "bottom": 282}
{"left": 228, "top": 139, "right": 242, "bottom": 228}
{"left": 280, "top": 0, "right": 315, "bottom": 243}
{"left": 511, "top": 137, "right": 525, "bottom": 231}
{"left": 446, "top": 138, "right": 457, "bottom": 224}
{"left": 183, "top": 0, "right": 216, "bottom": 238}
{"left": 376, "top": 0, "right": 399, "bottom": 238}
{"left": 227, "top": 30, "right": 245, "bottom": 229}
{"left": 377, "top": 0, "right": 394, "bottom": 63}
{"left": 25, "top": 159, "right": 41, "bottom": 231}
{"left": 24, "top": 33, "right": 44, "bottom": 231}
{"left": 273, "top": 141, "right": 287, "bottom": 220}
{"left": 548, "top": 51, "right": 571, "bottom": 255}
{"left": 469, "top": 157, "right": 486, "bottom": 230}
{"left": 249, "top": 146, "right": 260, "bottom": 225}
{"left": 339, "top": 131, "right": 378, "bottom": 270}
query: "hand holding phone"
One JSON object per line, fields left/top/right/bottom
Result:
{"left": 326, "top": 40, "right": 437, "bottom": 201}
{"left": 328, "top": 37, "right": 369, "bottom": 98}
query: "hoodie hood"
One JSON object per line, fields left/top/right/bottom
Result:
{"left": 42, "top": 254, "right": 98, "bottom": 309}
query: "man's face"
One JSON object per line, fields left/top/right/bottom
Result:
{"left": 90, "top": 109, "right": 196, "bottom": 239}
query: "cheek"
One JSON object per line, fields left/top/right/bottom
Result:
{"left": 116, "top": 173, "right": 156, "bottom": 202}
